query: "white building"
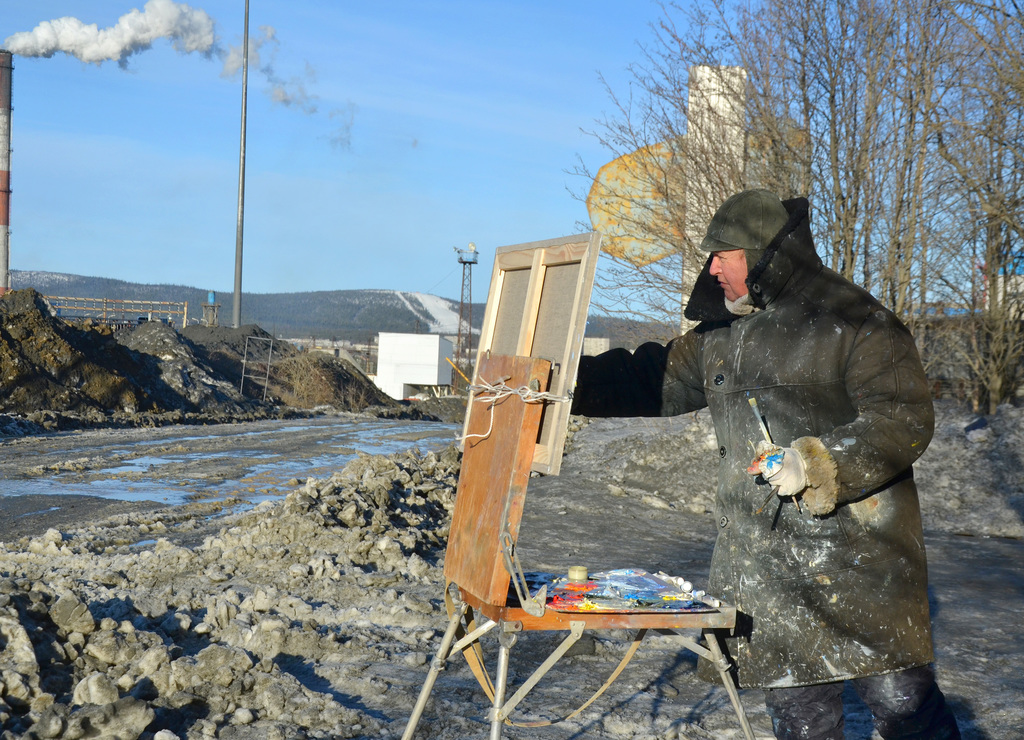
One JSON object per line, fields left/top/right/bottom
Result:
{"left": 374, "top": 332, "right": 454, "bottom": 400}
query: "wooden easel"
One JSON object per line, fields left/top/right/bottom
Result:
{"left": 402, "top": 353, "right": 754, "bottom": 740}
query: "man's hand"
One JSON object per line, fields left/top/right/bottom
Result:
{"left": 750, "top": 441, "right": 809, "bottom": 498}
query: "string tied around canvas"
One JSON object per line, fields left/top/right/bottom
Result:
{"left": 462, "top": 374, "right": 569, "bottom": 442}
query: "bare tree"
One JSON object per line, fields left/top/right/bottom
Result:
{"left": 577, "top": 3, "right": 746, "bottom": 330}
{"left": 927, "top": 0, "right": 1024, "bottom": 411}
{"left": 580, "top": 0, "right": 1024, "bottom": 407}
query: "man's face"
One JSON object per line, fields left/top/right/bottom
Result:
{"left": 709, "top": 249, "right": 750, "bottom": 301}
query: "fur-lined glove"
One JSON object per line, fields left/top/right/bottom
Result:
{"left": 788, "top": 437, "right": 842, "bottom": 516}
{"left": 750, "top": 438, "right": 841, "bottom": 516}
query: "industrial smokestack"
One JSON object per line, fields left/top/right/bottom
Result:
{"left": 0, "top": 49, "right": 11, "bottom": 294}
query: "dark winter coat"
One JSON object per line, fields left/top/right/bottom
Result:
{"left": 572, "top": 198, "right": 936, "bottom": 688}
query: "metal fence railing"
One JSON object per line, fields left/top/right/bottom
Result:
{"left": 44, "top": 296, "right": 188, "bottom": 328}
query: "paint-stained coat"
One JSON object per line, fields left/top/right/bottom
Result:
{"left": 572, "top": 198, "right": 935, "bottom": 688}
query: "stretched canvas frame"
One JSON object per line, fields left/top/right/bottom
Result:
{"left": 468, "top": 232, "right": 601, "bottom": 475}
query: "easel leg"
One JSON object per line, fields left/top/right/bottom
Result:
{"left": 402, "top": 602, "right": 469, "bottom": 740}
{"left": 703, "top": 628, "right": 755, "bottom": 740}
{"left": 489, "top": 628, "right": 518, "bottom": 740}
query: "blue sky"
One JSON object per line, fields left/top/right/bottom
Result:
{"left": 1, "top": 1, "right": 663, "bottom": 301}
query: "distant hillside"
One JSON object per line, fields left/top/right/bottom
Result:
{"left": 583, "top": 314, "right": 680, "bottom": 349}
{"left": 11, "top": 271, "right": 485, "bottom": 342}
{"left": 10, "top": 270, "right": 665, "bottom": 348}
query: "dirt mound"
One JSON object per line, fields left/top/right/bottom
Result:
{"left": 0, "top": 290, "right": 161, "bottom": 417}
{"left": 180, "top": 324, "right": 408, "bottom": 415}
{"left": 179, "top": 324, "right": 298, "bottom": 400}
{"left": 0, "top": 290, "right": 417, "bottom": 431}
{"left": 407, "top": 394, "right": 468, "bottom": 424}
{"left": 272, "top": 352, "right": 398, "bottom": 411}
{"left": 116, "top": 322, "right": 252, "bottom": 414}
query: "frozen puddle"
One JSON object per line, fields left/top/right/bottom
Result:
{"left": 0, "top": 417, "right": 459, "bottom": 508}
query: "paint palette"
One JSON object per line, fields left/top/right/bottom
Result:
{"left": 521, "top": 569, "right": 720, "bottom": 614}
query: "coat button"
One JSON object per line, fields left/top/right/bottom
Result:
{"left": 719, "top": 446, "right": 727, "bottom": 457}
{"left": 714, "top": 374, "right": 725, "bottom": 385}
{"left": 719, "top": 516, "right": 729, "bottom": 528}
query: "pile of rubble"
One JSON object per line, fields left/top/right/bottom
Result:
{"left": 0, "top": 290, "right": 165, "bottom": 419}
{"left": 0, "top": 290, "right": 414, "bottom": 432}
{"left": 0, "top": 445, "right": 462, "bottom": 739}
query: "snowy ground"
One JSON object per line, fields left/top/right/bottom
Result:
{"left": 508, "top": 404, "right": 1024, "bottom": 739}
{"left": 0, "top": 402, "right": 1020, "bottom": 739}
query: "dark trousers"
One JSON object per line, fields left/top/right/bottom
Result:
{"left": 763, "top": 665, "right": 960, "bottom": 740}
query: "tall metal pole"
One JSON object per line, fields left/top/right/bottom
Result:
{"left": 232, "top": 0, "right": 250, "bottom": 328}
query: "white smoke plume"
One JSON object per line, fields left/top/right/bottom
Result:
{"left": 220, "top": 24, "right": 268, "bottom": 79}
{"left": 269, "top": 61, "right": 319, "bottom": 115}
{"left": 3, "top": 0, "right": 216, "bottom": 66}
{"left": 220, "top": 26, "right": 319, "bottom": 115}
{"left": 4, "top": 1, "right": 353, "bottom": 143}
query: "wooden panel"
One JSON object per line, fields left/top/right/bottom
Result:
{"left": 470, "top": 232, "right": 600, "bottom": 475}
{"left": 444, "top": 353, "right": 551, "bottom": 607}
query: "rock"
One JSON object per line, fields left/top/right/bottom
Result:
{"left": 83, "top": 630, "right": 135, "bottom": 666}
{"left": 72, "top": 672, "right": 119, "bottom": 706}
{"left": 64, "top": 697, "right": 154, "bottom": 740}
{"left": 136, "top": 646, "right": 170, "bottom": 678}
{"left": 404, "top": 652, "right": 428, "bottom": 666}
{"left": 50, "top": 593, "right": 96, "bottom": 635}
{"left": 24, "top": 703, "right": 69, "bottom": 739}
{"left": 0, "top": 613, "right": 43, "bottom": 707}
{"left": 230, "top": 707, "right": 256, "bottom": 725}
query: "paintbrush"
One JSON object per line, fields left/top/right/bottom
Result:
{"left": 748, "top": 397, "right": 802, "bottom": 514}
{"left": 748, "top": 397, "right": 773, "bottom": 445}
